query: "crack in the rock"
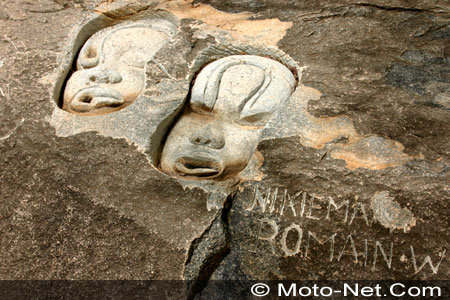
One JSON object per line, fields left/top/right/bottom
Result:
{"left": 184, "top": 193, "right": 233, "bottom": 300}
{"left": 298, "top": 3, "right": 448, "bottom": 23}
{"left": 355, "top": 3, "right": 448, "bottom": 14}
{"left": 196, "top": 0, "right": 448, "bottom": 19}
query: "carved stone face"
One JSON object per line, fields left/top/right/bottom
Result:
{"left": 63, "top": 21, "right": 174, "bottom": 115}
{"left": 160, "top": 55, "right": 295, "bottom": 180}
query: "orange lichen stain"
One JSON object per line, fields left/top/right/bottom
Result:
{"left": 301, "top": 116, "right": 359, "bottom": 149}
{"left": 289, "top": 86, "right": 412, "bottom": 171}
{"left": 295, "top": 85, "right": 321, "bottom": 101}
{"left": 157, "top": 0, "right": 292, "bottom": 45}
{"left": 290, "top": 86, "right": 359, "bottom": 149}
{"left": 330, "top": 135, "right": 412, "bottom": 170}
{"left": 158, "top": 0, "right": 253, "bottom": 22}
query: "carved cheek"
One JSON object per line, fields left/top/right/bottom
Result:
{"left": 63, "top": 70, "right": 87, "bottom": 104}
{"left": 117, "top": 67, "right": 146, "bottom": 102}
{"left": 160, "top": 116, "right": 194, "bottom": 172}
{"left": 220, "top": 123, "right": 260, "bottom": 173}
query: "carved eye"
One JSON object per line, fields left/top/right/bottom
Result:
{"left": 236, "top": 111, "right": 271, "bottom": 127}
{"left": 77, "top": 41, "right": 100, "bottom": 69}
{"left": 236, "top": 97, "right": 275, "bottom": 127}
{"left": 190, "top": 100, "right": 215, "bottom": 116}
{"left": 120, "top": 52, "right": 147, "bottom": 69}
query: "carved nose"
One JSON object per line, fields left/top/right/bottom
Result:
{"left": 189, "top": 124, "right": 225, "bottom": 149}
{"left": 85, "top": 68, "right": 122, "bottom": 84}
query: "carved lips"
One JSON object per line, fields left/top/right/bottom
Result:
{"left": 174, "top": 154, "right": 223, "bottom": 178}
{"left": 69, "top": 87, "right": 124, "bottom": 113}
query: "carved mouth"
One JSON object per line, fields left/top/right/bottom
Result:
{"left": 175, "top": 156, "right": 223, "bottom": 178}
{"left": 70, "top": 87, "right": 124, "bottom": 112}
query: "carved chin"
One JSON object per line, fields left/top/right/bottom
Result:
{"left": 174, "top": 155, "right": 224, "bottom": 178}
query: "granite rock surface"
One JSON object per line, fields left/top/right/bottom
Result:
{"left": 0, "top": 1, "right": 448, "bottom": 297}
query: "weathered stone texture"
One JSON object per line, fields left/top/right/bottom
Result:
{"left": 0, "top": 0, "right": 448, "bottom": 292}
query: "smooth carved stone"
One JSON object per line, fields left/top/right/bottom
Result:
{"left": 160, "top": 55, "right": 296, "bottom": 180}
{"left": 62, "top": 19, "right": 176, "bottom": 115}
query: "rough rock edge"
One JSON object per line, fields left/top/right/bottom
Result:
{"left": 183, "top": 194, "right": 233, "bottom": 299}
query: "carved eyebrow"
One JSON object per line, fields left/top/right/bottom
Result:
{"left": 192, "top": 59, "right": 243, "bottom": 112}
{"left": 236, "top": 68, "right": 272, "bottom": 114}
{"left": 190, "top": 55, "right": 296, "bottom": 124}
{"left": 78, "top": 22, "right": 175, "bottom": 69}
{"left": 191, "top": 57, "right": 274, "bottom": 113}
{"left": 77, "top": 38, "right": 100, "bottom": 69}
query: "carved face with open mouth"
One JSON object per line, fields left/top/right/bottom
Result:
{"left": 161, "top": 106, "right": 261, "bottom": 179}
{"left": 175, "top": 154, "right": 224, "bottom": 178}
{"left": 160, "top": 55, "right": 296, "bottom": 180}
{"left": 62, "top": 20, "right": 175, "bottom": 115}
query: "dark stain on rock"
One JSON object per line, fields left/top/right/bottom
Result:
{"left": 386, "top": 50, "right": 450, "bottom": 109}
{"left": 425, "top": 24, "right": 450, "bottom": 39}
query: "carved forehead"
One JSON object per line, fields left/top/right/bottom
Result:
{"left": 102, "top": 27, "right": 167, "bottom": 58}
{"left": 214, "top": 65, "right": 266, "bottom": 113}
{"left": 190, "top": 55, "right": 296, "bottom": 115}
{"left": 87, "top": 18, "right": 176, "bottom": 41}
{"left": 220, "top": 65, "right": 266, "bottom": 93}
{"left": 79, "top": 19, "right": 176, "bottom": 60}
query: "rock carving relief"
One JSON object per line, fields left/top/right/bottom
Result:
{"left": 49, "top": 11, "right": 185, "bottom": 153}
{"left": 160, "top": 55, "right": 296, "bottom": 180}
{"left": 49, "top": 4, "right": 414, "bottom": 207}
{"left": 62, "top": 19, "right": 177, "bottom": 115}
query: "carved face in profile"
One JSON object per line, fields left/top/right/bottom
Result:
{"left": 63, "top": 20, "right": 175, "bottom": 115}
{"left": 160, "top": 55, "right": 296, "bottom": 180}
